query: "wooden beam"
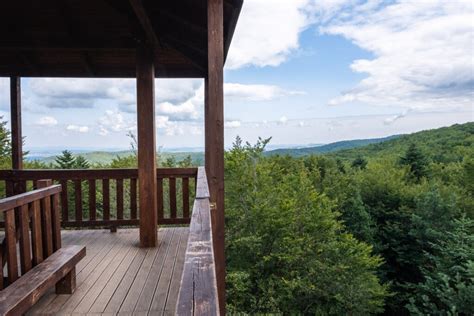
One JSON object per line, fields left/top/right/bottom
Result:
{"left": 224, "top": 0, "right": 243, "bottom": 62}
{"left": 206, "top": 0, "right": 226, "bottom": 313}
{"left": 136, "top": 43, "right": 158, "bottom": 247}
{"left": 10, "top": 76, "right": 22, "bottom": 170}
{"left": 129, "top": 0, "right": 161, "bottom": 50}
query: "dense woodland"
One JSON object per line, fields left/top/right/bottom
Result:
{"left": 0, "top": 118, "right": 473, "bottom": 315}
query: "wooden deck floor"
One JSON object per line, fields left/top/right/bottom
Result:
{"left": 25, "top": 227, "right": 189, "bottom": 316}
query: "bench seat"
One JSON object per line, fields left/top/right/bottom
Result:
{"left": 0, "top": 245, "right": 86, "bottom": 316}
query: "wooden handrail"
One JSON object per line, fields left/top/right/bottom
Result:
{"left": 0, "top": 185, "right": 61, "bottom": 213}
{"left": 176, "top": 167, "right": 220, "bottom": 315}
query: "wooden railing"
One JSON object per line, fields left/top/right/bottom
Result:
{"left": 0, "top": 181, "right": 62, "bottom": 290}
{"left": 0, "top": 168, "right": 197, "bottom": 229}
{"left": 177, "top": 167, "right": 220, "bottom": 315}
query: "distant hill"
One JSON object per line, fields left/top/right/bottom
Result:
{"left": 328, "top": 122, "right": 474, "bottom": 162}
{"left": 265, "top": 135, "right": 401, "bottom": 157}
{"left": 33, "top": 150, "right": 204, "bottom": 166}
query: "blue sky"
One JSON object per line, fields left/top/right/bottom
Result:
{"left": 0, "top": 0, "right": 473, "bottom": 152}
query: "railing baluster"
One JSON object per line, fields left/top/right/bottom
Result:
{"left": 18, "top": 204, "right": 32, "bottom": 274}
{"left": 130, "top": 178, "right": 137, "bottom": 220}
{"left": 116, "top": 179, "right": 124, "bottom": 220}
{"left": 74, "top": 180, "right": 83, "bottom": 223}
{"left": 60, "top": 180, "right": 68, "bottom": 223}
{"left": 5, "top": 209, "right": 19, "bottom": 283}
{"left": 51, "top": 193, "right": 62, "bottom": 251}
{"left": 30, "top": 200, "right": 43, "bottom": 265}
{"left": 89, "top": 179, "right": 96, "bottom": 221}
{"left": 169, "top": 177, "right": 177, "bottom": 219}
{"left": 182, "top": 177, "right": 190, "bottom": 219}
{"left": 103, "top": 179, "right": 110, "bottom": 220}
{"left": 38, "top": 180, "right": 54, "bottom": 257}
{"left": 157, "top": 177, "right": 164, "bottom": 221}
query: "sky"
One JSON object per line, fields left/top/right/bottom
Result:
{"left": 0, "top": 0, "right": 473, "bottom": 152}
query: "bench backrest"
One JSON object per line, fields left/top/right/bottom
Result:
{"left": 0, "top": 180, "right": 62, "bottom": 290}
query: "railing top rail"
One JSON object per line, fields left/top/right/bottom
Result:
{"left": 0, "top": 167, "right": 198, "bottom": 180}
{"left": 0, "top": 185, "right": 61, "bottom": 213}
{"left": 177, "top": 167, "right": 219, "bottom": 315}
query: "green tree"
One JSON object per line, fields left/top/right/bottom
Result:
{"left": 0, "top": 116, "right": 11, "bottom": 168}
{"left": 352, "top": 156, "right": 368, "bottom": 169}
{"left": 55, "top": 150, "right": 76, "bottom": 169}
{"left": 400, "top": 143, "right": 428, "bottom": 181}
{"left": 74, "top": 155, "right": 90, "bottom": 169}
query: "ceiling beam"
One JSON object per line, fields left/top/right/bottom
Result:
{"left": 128, "top": 0, "right": 161, "bottom": 50}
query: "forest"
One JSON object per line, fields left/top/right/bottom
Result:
{"left": 0, "top": 119, "right": 473, "bottom": 315}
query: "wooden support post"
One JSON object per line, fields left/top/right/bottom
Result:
{"left": 10, "top": 76, "right": 22, "bottom": 170}
{"left": 206, "top": 0, "right": 225, "bottom": 313}
{"left": 136, "top": 43, "right": 158, "bottom": 247}
{"left": 56, "top": 266, "right": 76, "bottom": 294}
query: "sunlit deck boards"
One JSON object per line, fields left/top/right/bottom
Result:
{"left": 25, "top": 227, "right": 188, "bottom": 315}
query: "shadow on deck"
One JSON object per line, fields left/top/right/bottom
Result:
{"left": 26, "top": 227, "right": 188, "bottom": 315}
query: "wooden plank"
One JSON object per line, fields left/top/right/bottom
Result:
{"left": 163, "top": 228, "right": 189, "bottom": 314}
{"left": 30, "top": 200, "right": 43, "bottom": 265}
{"left": 150, "top": 227, "right": 184, "bottom": 312}
{"left": 5, "top": 209, "right": 19, "bottom": 284}
{"left": 176, "top": 199, "right": 219, "bottom": 315}
{"left": 157, "top": 177, "right": 164, "bottom": 221}
{"left": 196, "top": 167, "right": 210, "bottom": 199}
{"left": 132, "top": 229, "right": 172, "bottom": 312}
{"left": 206, "top": 0, "right": 226, "bottom": 311}
{"left": 60, "top": 180, "right": 68, "bottom": 223}
{"left": 137, "top": 43, "right": 158, "bottom": 247}
{"left": 182, "top": 177, "right": 190, "bottom": 219}
{"left": 88, "top": 179, "right": 96, "bottom": 221}
{"left": 116, "top": 178, "right": 124, "bottom": 220}
{"left": 169, "top": 177, "right": 177, "bottom": 219}
{"left": 0, "top": 245, "right": 86, "bottom": 316}
{"left": 40, "top": 196, "right": 53, "bottom": 258}
{"left": 74, "top": 180, "right": 83, "bottom": 222}
{"left": 51, "top": 193, "right": 62, "bottom": 251}
{"left": 10, "top": 76, "right": 23, "bottom": 170}
{"left": 129, "top": 0, "right": 161, "bottom": 51}
{"left": 0, "top": 185, "right": 62, "bottom": 213}
{"left": 18, "top": 204, "right": 32, "bottom": 274}
{"left": 103, "top": 179, "right": 110, "bottom": 220}
{"left": 130, "top": 178, "right": 137, "bottom": 219}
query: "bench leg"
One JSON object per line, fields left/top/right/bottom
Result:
{"left": 56, "top": 267, "right": 76, "bottom": 294}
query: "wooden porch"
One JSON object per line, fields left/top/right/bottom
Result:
{"left": 26, "top": 227, "right": 188, "bottom": 315}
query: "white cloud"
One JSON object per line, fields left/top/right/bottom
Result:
{"left": 225, "top": 120, "right": 242, "bottom": 129}
{"left": 384, "top": 110, "right": 411, "bottom": 126}
{"left": 36, "top": 116, "right": 58, "bottom": 126}
{"left": 317, "top": 0, "right": 474, "bottom": 110}
{"left": 227, "top": 0, "right": 313, "bottom": 69}
{"left": 98, "top": 110, "right": 136, "bottom": 135}
{"left": 66, "top": 125, "right": 89, "bottom": 133}
{"left": 279, "top": 116, "right": 288, "bottom": 125}
{"left": 225, "top": 83, "right": 303, "bottom": 101}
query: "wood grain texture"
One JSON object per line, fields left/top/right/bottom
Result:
{"left": 137, "top": 43, "right": 158, "bottom": 247}
{"left": 10, "top": 76, "right": 22, "bottom": 170}
{"left": 0, "top": 245, "right": 85, "bottom": 316}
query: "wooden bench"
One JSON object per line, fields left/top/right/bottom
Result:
{"left": 0, "top": 180, "right": 86, "bottom": 315}
{"left": 0, "top": 245, "right": 85, "bottom": 315}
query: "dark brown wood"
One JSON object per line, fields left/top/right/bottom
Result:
{"left": 182, "top": 177, "right": 190, "bottom": 219}
{"left": 0, "top": 245, "right": 86, "bottom": 316}
{"left": 55, "top": 266, "right": 76, "bottom": 294}
{"left": 74, "top": 180, "right": 83, "bottom": 222}
{"left": 169, "top": 177, "right": 177, "bottom": 219}
{"left": 0, "top": 185, "right": 61, "bottom": 213}
{"left": 88, "top": 179, "right": 96, "bottom": 221}
{"left": 10, "top": 76, "right": 22, "bottom": 170}
{"left": 176, "top": 198, "right": 219, "bottom": 315}
{"left": 116, "top": 178, "right": 124, "bottom": 220}
{"left": 18, "top": 204, "right": 32, "bottom": 274}
{"left": 38, "top": 180, "right": 54, "bottom": 258}
{"left": 130, "top": 178, "right": 138, "bottom": 219}
{"left": 5, "top": 209, "right": 19, "bottom": 284}
{"left": 129, "top": 0, "right": 161, "bottom": 50}
{"left": 137, "top": 43, "right": 158, "bottom": 247}
{"left": 206, "top": 0, "right": 226, "bottom": 311}
{"left": 60, "top": 180, "right": 69, "bottom": 222}
{"left": 157, "top": 177, "right": 164, "bottom": 221}
{"left": 103, "top": 179, "right": 110, "bottom": 220}
{"left": 30, "top": 200, "right": 44, "bottom": 265}
{"left": 51, "top": 193, "right": 62, "bottom": 251}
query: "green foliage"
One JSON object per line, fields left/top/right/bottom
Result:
{"left": 54, "top": 150, "right": 90, "bottom": 169}
{"left": 352, "top": 155, "right": 368, "bottom": 170}
{"left": 225, "top": 137, "right": 388, "bottom": 314}
{"left": 400, "top": 143, "right": 428, "bottom": 181}
{"left": 0, "top": 116, "right": 12, "bottom": 169}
